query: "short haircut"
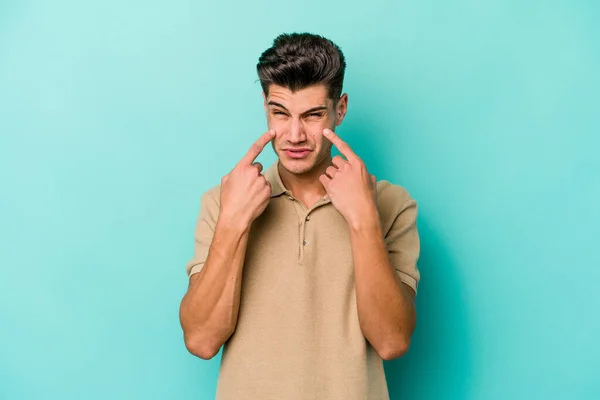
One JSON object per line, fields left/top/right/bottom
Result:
{"left": 257, "top": 33, "right": 346, "bottom": 101}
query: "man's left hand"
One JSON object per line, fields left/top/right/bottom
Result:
{"left": 319, "top": 129, "right": 379, "bottom": 229}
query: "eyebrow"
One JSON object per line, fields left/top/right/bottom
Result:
{"left": 267, "top": 101, "right": 328, "bottom": 115}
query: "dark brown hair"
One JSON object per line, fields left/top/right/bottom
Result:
{"left": 257, "top": 33, "right": 346, "bottom": 100}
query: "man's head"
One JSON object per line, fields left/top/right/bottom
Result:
{"left": 257, "top": 33, "right": 348, "bottom": 175}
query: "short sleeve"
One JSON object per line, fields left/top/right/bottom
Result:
{"left": 380, "top": 184, "right": 421, "bottom": 294}
{"left": 185, "top": 186, "right": 221, "bottom": 277}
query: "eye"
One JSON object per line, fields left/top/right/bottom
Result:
{"left": 306, "top": 113, "right": 323, "bottom": 119}
{"left": 273, "top": 111, "right": 287, "bottom": 116}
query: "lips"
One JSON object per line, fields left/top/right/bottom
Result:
{"left": 283, "top": 149, "right": 312, "bottom": 159}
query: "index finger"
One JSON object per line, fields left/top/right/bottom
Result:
{"left": 323, "top": 129, "right": 358, "bottom": 161}
{"left": 239, "top": 129, "right": 276, "bottom": 166}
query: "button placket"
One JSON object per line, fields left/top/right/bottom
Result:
{"left": 300, "top": 211, "right": 313, "bottom": 262}
{"left": 290, "top": 194, "right": 329, "bottom": 264}
{"left": 298, "top": 217, "right": 306, "bottom": 263}
{"left": 289, "top": 197, "right": 308, "bottom": 263}
{"left": 300, "top": 199, "right": 331, "bottom": 264}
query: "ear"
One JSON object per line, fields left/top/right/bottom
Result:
{"left": 335, "top": 93, "right": 348, "bottom": 126}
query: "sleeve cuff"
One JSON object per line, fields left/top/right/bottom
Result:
{"left": 187, "top": 263, "right": 205, "bottom": 277}
{"left": 395, "top": 270, "right": 418, "bottom": 295}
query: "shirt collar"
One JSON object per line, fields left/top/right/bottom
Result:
{"left": 264, "top": 160, "right": 288, "bottom": 197}
{"left": 264, "top": 160, "right": 331, "bottom": 203}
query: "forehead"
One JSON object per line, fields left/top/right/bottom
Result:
{"left": 266, "top": 84, "right": 332, "bottom": 112}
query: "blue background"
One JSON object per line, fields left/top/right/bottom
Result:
{"left": 1, "top": 0, "right": 599, "bottom": 399}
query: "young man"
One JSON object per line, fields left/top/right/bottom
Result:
{"left": 179, "top": 33, "right": 420, "bottom": 400}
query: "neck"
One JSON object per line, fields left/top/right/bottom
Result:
{"left": 277, "top": 155, "right": 333, "bottom": 201}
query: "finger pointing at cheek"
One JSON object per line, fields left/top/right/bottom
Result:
{"left": 323, "top": 129, "right": 359, "bottom": 163}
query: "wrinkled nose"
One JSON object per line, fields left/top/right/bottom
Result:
{"left": 287, "top": 118, "right": 307, "bottom": 143}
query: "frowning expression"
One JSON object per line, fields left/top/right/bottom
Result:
{"left": 264, "top": 84, "right": 347, "bottom": 175}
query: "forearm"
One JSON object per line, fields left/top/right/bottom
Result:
{"left": 350, "top": 215, "right": 416, "bottom": 360}
{"left": 180, "top": 218, "right": 249, "bottom": 359}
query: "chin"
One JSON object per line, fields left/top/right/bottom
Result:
{"left": 278, "top": 155, "right": 317, "bottom": 175}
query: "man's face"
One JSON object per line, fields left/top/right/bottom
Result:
{"left": 264, "top": 84, "right": 347, "bottom": 175}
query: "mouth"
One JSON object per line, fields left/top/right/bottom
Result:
{"left": 283, "top": 148, "right": 312, "bottom": 159}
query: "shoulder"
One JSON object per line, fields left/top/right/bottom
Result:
{"left": 202, "top": 183, "right": 221, "bottom": 201}
{"left": 375, "top": 180, "right": 415, "bottom": 212}
{"left": 199, "top": 184, "right": 222, "bottom": 214}
{"left": 375, "top": 180, "right": 417, "bottom": 227}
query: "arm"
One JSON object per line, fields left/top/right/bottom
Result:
{"left": 179, "top": 130, "right": 275, "bottom": 360}
{"left": 179, "top": 214, "right": 250, "bottom": 360}
{"left": 319, "top": 128, "right": 420, "bottom": 361}
{"left": 349, "top": 198, "right": 418, "bottom": 361}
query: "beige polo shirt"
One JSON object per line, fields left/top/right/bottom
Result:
{"left": 186, "top": 161, "right": 420, "bottom": 400}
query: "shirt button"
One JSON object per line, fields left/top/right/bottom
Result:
{"left": 303, "top": 240, "right": 309, "bottom": 246}
{"left": 305, "top": 215, "right": 311, "bottom": 221}
{"left": 288, "top": 196, "right": 294, "bottom": 201}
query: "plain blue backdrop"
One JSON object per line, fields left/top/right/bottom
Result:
{"left": 1, "top": 0, "right": 599, "bottom": 399}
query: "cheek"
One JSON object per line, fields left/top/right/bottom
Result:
{"left": 312, "top": 133, "right": 328, "bottom": 150}
{"left": 269, "top": 119, "right": 288, "bottom": 135}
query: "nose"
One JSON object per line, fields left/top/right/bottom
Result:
{"left": 287, "top": 117, "right": 307, "bottom": 144}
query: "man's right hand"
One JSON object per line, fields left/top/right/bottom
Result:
{"left": 219, "top": 130, "right": 276, "bottom": 228}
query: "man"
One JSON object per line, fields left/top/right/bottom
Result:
{"left": 179, "top": 32, "right": 420, "bottom": 400}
